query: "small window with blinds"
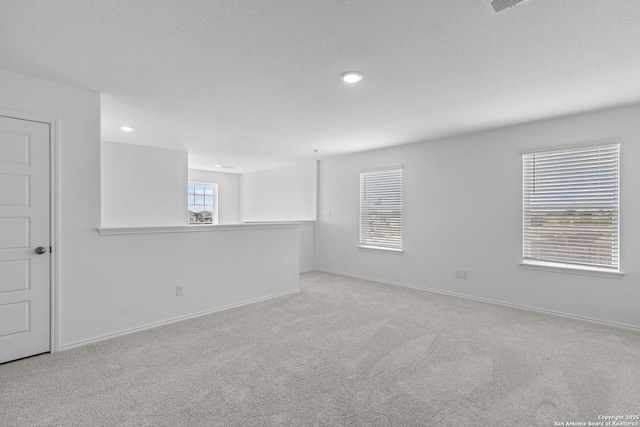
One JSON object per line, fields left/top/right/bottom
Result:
{"left": 360, "top": 167, "right": 403, "bottom": 251}
{"left": 522, "top": 142, "right": 620, "bottom": 272}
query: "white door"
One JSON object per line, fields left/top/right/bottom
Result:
{"left": 0, "top": 116, "right": 50, "bottom": 364}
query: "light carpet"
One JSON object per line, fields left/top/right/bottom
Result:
{"left": 1, "top": 271, "right": 639, "bottom": 426}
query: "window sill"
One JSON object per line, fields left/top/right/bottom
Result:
{"left": 97, "top": 222, "right": 304, "bottom": 236}
{"left": 358, "top": 245, "right": 404, "bottom": 254}
{"left": 519, "top": 260, "right": 624, "bottom": 279}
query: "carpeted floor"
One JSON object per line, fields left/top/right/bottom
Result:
{"left": 1, "top": 271, "right": 639, "bottom": 426}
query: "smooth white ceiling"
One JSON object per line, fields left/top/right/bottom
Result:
{"left": 1, "top": 0, "right": 639, "bottom": 173}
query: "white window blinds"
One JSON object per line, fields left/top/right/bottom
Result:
{"left": 523, "top": 142, "right": 619, "bottom": 270}
{"left": 360, "top": 167, "right": 403, "bottom": 250}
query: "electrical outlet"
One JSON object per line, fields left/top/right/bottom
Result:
{"left": 455, "top": 269, "right": 469, "bottom": 279}
{"left": 176, "top": 284, "right": 185, "bottom": 296}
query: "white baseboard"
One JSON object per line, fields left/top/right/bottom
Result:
{"left": 59, "top": 288, "right": 300, "bottom": 351}
{"left": 315, "top": 268, "right": 640, "bottom": 332}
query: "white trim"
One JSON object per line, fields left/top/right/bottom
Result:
{"left": 359, "top": 164, "right": 404, "bottom": 173}
{"left": 315, "top": 268, "right": 640, "bottom": 332}
{"left": 59, "top": 288, "right": 300, "bottom": 351}
{"left": 315, "top": 160, "right": 320, "bottom": 273}
{"left": 0, "top": 108, "right": 61, "bottom": 354}
{"left": 520, "top": 136, "right": 622, "bottom": 155}
{"left": 0, "top": 108, "right": 59, "bottom": 125}
{"left": 49, "top": 119, "right": 60, "bottom": 354}
{"left": 243, "top": 219, "right": 317, "bottom": 224}
{"left": 519, "top": 260, "right": 624, "bottom": 278}
{"left": 358, "top": 245, "right": 404, "bottom": 254}
{"left": 97, "top": 222, "right": 304, "bottom": 236}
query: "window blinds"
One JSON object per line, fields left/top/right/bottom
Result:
{"left": 360, "top": 168, "right": 403, "bottom": 250}
{"left": 523, "top": 143, "right": 619, "bottom": 270}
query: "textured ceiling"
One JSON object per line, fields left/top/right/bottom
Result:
{"left": 1, "top": 0, "right": 640, "bottom": 173}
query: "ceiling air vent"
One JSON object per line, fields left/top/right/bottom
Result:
{"left": 482, "top": 0, "right": 531, "bottom": 13}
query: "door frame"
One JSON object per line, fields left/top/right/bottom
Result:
{"left": 0, "top": 107, "right": 60, "bottom": 354}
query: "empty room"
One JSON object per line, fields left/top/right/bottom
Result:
{"left": 1, "top": 1, "right": 639, "bottom": 426}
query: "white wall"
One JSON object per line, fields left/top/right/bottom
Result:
{"left": 0, "top": 68, "right": 300, "bottom": 349}
{"left": 81, "top": 225, "right": 300, "bottom": 348}
{"left": 188, "top": 169, "right": 240, "bottom": 224}
{"left": 318, "top": 103, "right": 640, "bottom": 329}
{"left": 101, "top": 141, "right": 187, "bottom": 227}
{"left": 240, "top": 161, "right": 317, "bottom": 272}
{"left": 241, "top": 161, "right": 317, "bottom": 222}
{"left": 299, "top": 221, "right": 316, "bottom": 273}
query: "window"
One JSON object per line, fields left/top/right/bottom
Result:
{"left": 359, "top": 167, "right": 403, "bottom": 251}
{"left": 188, "top": 182, "right": 218, "bottom": 225}
{"left": 522, "top": 142, "right": 620, "bottom": 272}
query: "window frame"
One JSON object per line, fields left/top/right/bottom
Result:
{"left": 358, "top": 166, "right": 403, "bottom": 253}
{"left": 521, "top": 140, "right": 623, "bottom": 278}
{"left": 187, "top": 181, "right": 219, "bottom": 225}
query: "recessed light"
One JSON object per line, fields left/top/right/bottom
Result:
{"left": 213, "top": 164, "right": 222, "bottom": 167}
{"left": 340, "top": 71, "right": 364, "bottom": 83}
{"left": 120, "top": 126, "right": 133, "bottom": 132}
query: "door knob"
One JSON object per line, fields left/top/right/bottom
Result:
{"left": 35, "top": 247, "right": 47, "bottom": 255}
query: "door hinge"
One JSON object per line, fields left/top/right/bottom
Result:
{"left": 50, "top": 246, "right": 52, "bottom": 253}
